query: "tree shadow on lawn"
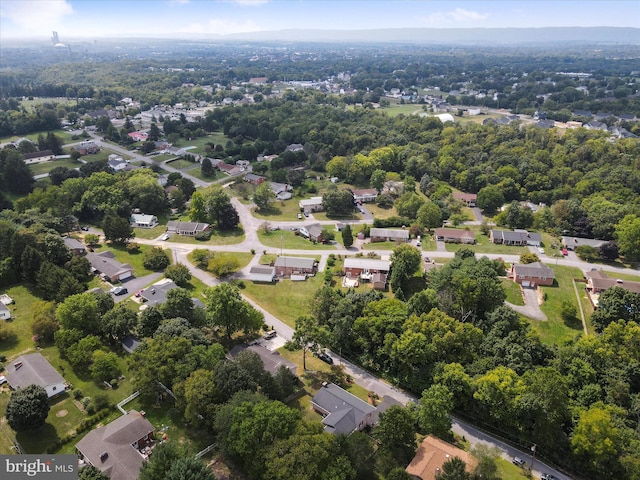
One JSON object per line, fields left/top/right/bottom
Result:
{"left": 255, "top": 206, "right": 283, "bottom": 217}
{"left": 17, "top": 423, "right": 60, "bottom": 453}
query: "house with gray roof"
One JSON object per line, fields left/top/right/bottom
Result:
{"left": 228, "top": 343, "right": 297, "bottom": 376}
{"left": 87, "top": 251, "right": 134, "bottom": 282}
{"left": 370, "top": 228, "right": 409, "bottom": 243}
{"left": 248, "top": 266, "right": 276, "bottom": 283}
{"left": 63, "top": 236, "right": 86, "bottom": 255}
{"left": 139, "top": 279, "right": 204, "bottom": 310}
{"left": 166, "top": 221, "right": 210, "bottom": 236}
{"left": 274, "top": 256, "right": 316, "bottom": 277}
{"left": 311, "top": 382, "right": 377, "bottom": 435}
{"left": 490, "top": 230, "right": 541, "bottom": 247}
{"left": 130, "top": 213, "right": 158, "bottom": 228}
{"left": 561, "top": 236, "right": 606, "bottom": 251}
{"left": 299, "top": 197, "right": 324, "bottom": 214}
{"left": 5, "top": 353, "right": 65, "bottom": 398}
{"left": 76, "top": 410, "right": 155, "bottom": 480}
{"left": 299, "top": 223, "right": 324, "bottom": 242}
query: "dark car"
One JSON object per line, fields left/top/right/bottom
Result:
{"left": 111, "top": 287, "right": 128, "bottom": 296}
{"left": 80, "top": 226, "right": 89, "bottom": 231}
{"left": 315, "top": 351, "right": 333, "bottom": 365}
{"left": 512, "top": 457, "right": 526, "bottom": 467}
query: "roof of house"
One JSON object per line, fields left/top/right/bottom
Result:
{"left": 121, "top": 336, "right": 142, "bottom": 354}
{"left": 370, "top": 228, "right": 409, "bottom": 239}
{"left": 304, "top": 223, "right": 324, "bottom": 238}
{"left": 76, "top": 410, "right": 154, "bottom": 480}
{"left": 87, "top": 251, "right": 133, "bottom": 278}
{"left": 0, "top": 302, "right": 10, "bottom": 316}
{"left": 299, "top": 197, "right": 323, "bottom": 206}
{"left": 244, "top": 173, "right": 265, "bottom": 182}
{"left": 452, "top": 192, "right": 477, "bottom": 202}
{"left": 513, "top": 262, "right": 555, "bottom": 278}
{"left": 352, "top": 188, "right": 378, "bottom": 196}
{"left": 311, "top": 383, "right": 377, "bottom": 435}
{"left": 491, "top": 230, "right": 542, "bottom": 243}
{"left": 228, "top": 343, "right": 297, "bottom": 375}
{"left": 561, "top": 236, "right": 606, "bottom": 248}
{"left": 63, "top": 236, "right": 86, "bottom": 251}
{"left": 274, "top": 256, "right": 316, "bottom": 270}
{"left": 5, "top": 353, "right": 65, "bottom": 391}
{"left": 248, "top": 266, "right": 276, "bottom": 282}
{"left": 434, "top": 228, "right": 475, "bottom": 240}
{"left": 585, "top": 270, "right": 640, "bottom": 294}
{"left": 139, "top": 279, "right": 178, "bottom": 306}
{"left": 344, "top": 258, "right": 391, "bottom": 271}
{"left": 406, "top": 435, "right": 477, "bottom": 480}
{"left": 166, "top": 221, "right": 210, "bottom": 233}
{"left": 130, "top": 213, "right": 156, "bottom": 224}
{"left": 23, "top": 150, "right": 54, "bottom": 159}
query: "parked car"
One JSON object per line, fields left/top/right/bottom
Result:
{"left": 541, "top": 474, "right": 557, "bottom": 480}
{"left": 512, "top": 457, "right": 526, "bottom": 467}
{"left": 538, "top": 247, "right": 545, "bottom": 254}
{"left": 304, "top": 212, "right": 309, "bottom": 217}
{"left": 110, "top": 287, "right": 128, "bottom": 296}
{"left": 263, "top": 330, "right": 277, "bottom": 340}
{"left": 315, "top": 351, "right": 334, "bottom": 365}
{"left": 0, "top": 375, "right": 7, "bottom": 385}
{"left": 160, "top": 233, "right": 170, "bottom": 241}
{"left": 297, "top": 213, "right": 303, "bottom": 219}
{"left": 80, "top": 226, "right": 89, "bottom": 231}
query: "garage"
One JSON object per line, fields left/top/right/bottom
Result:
{"left": 118, "top": 271, "right": 133, "bottom": 281}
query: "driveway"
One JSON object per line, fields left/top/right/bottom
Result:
{"left": 505, "top": 287, "right": 547, "bottom": 321}
{"left": 112, "top": 271, "right": 163, "bottom": 303}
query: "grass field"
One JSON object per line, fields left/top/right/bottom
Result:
{"left": 444, "top": 232, "right": 532, "bottom": 256}
{"left": 502, "top": 278, "right": 524, "bottom": 306}
{"left": 28, "top": 158, "right": 82, "bottom": 176}
{"left": 258, "top": 230, "right": 336, "bottom": 251}
{"left": 184, "top": 167, "right": 222, "bottom": 183}
{"left": 242, "top": 274, "right": 324, "bottom": 327}
{"left": 365, "top": 203, "right": 398, "bottom": 219}
{"left": 252, "top": 200, "right": 302, "bottom": 221}
{"left": 0, "top": 129, "right": 75, "bottom": 145}
{"left": 166, "top": 228, "right": 245, "bottom": 246}
{"left": 165, "top": 158, "right": 197, "bottom": 169}
{"left": 534, "top": 265, "right": 587, "bottom": 344}
{"left": 93, "top": 243, "right": 168, "bottom": 278}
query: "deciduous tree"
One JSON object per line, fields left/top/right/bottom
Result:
{"left": 204, "top": 283, "right": 264, "bottom": 339}
{"left": 5, "top": 385, "right": 50, "bottom": 432}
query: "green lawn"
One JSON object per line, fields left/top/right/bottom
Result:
{"left": 252, "top": 200, "right": 303, "bottom": 221}
{"left": 93, "top": 244, "right": 168, "bottom": 278}
{"left": 502, "top": 278, "right": 524, "bottom": 306}
{"left": 170, "top": 134, "right": 228, "bottom": 156}
{"left": 78, "top": 148, "right": 133, "bottom": 163}
{"left": 132, "top": 225, "right": 167, "bottom": 240}
{"left": 444, "top": 233, "right": 530, "bottom": 255}
{"left": 365, "top": 203, "right": 398, "bottom": 219}
{"left": 242, "top": 274, "right": 324, "bottom": 327}
{"left": 184, "top": 167, "right": 222, "bottom": 183}
{"left": 166, "top": 228, "right": 244, "bottom": 246}
{"left": 0, "top": 285, "right": 44, "bottom": 359}
{"left": 312, "top": 211, "right": 360, "bottom": 222}
{"left": 0, "top": 129, "right": 75, "bottom": 145}
{"left": 535, "top": 265, "right": 587, "bottom": 344}
{"left": 495, "top": 458, "right": 531, "bottom": 480}
{"left": 363, "top": 240, "right": 406, "bottom": 251}
{"left": 29, "top": 158, "right": 82, "bottom": 176}
{"left": 166, "top": 158, "right": 197, "bottom": 169}
{"left": 258, "top": 230, "right": 336, "bottom": 250}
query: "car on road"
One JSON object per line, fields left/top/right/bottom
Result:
{"left": 263, "top": 330, "right": 277, "bottom": 340}
{"left": 315, "top": 351, "right": 334, "bottom": 365}
{"left": 110, "top": 287, "right": 128, "bottom": 296}
{"left": 541, "top": 474, "right": 557, "bottom": 480}
{"left": 512, "top": 457, "right": 526, "bottom": 467}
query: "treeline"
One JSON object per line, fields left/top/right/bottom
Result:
{"left": 311, "top": 249, "right": 640, "bottom": 479}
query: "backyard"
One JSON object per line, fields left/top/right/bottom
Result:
{"left": 258, "top": 229, "right": 337, "bottom": 251}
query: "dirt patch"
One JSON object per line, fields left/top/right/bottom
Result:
{"left": 56, "top": 410, "right": 68, "bottom": 417}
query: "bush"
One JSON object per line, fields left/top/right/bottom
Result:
{"left": 373, "top": 216, "right": 412, "bottom": 228}
{"left": 110, "top": 379, "right": 119, "bottom": 388}
{"left": 93, "top": 393, "right": 110, "bottom": 411}
{"left": 81, "top": 396, "right": 92, "bottom": 407}
{"left": 126, "top": 242, "right": 140, "bottom": 252}
{"left": 143, "top": 247, "right": 170, "bottom": 270}
{"left": 194, "top": 230, "right": 212, "bottom": 241}
{"left": 73, "top": 389, "right": 83, "bottom": 400}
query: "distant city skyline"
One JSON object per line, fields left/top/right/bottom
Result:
{"left": 1, "top": 0, "right": 639, "bottom": 40}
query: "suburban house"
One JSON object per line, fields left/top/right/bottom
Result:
{"left": 108, "top": 157, "right": 129, "bottom": 172}
{"left": 561, "top": 236, "right": 606, "bottom": 251}
{"left": 344, "top": 258, "right": 390, "bottom": 290}
{"left": 299, "top": 197, "right": 324, "bottom": 214}
{"left": 490, "top": 230, "right": 542, "bottom": 246}
{"left": 511, "top": 262, "right": 555, "bottom": 287}
{"left": 244, "top": 173, "right": 266, "bottom": 185}
{"left": 285, "top": 143, "right": 304, "bottom": 153}
{"left": 72, "top": 142, "right": 100, "bottom": 155}
{"left": 406, "top": 435, "right": 477, "bottom": 480}
{"left": 121, "top": 336, "right": 142, "bottom": 354}
{"left": 369, "top": 228, "right": 409, "bottom": 243}
{"left": 247, "top": 266, "right": 276, "bottom": 283}
{"left": 274, "top": 256, "right": 316, "bottom": 278}
{"left": 130, "top": 213, "right": 158, "bottom": 228}
{"left": 452, "top": 192, "right": 477, "bottom": 207}
{"left": 22, "top": 150, "right": 55, "bottom": 164}
{"left": 299, "top": 223, "right": 324, "bottom": 243}
{"left": 236, "top": 160, "right": 251, "bottom": 170}
{"left": 128, "top": 131, "right": 148, "bottom": 142}
{"left": 270, "top": 182, "right": 293, "bottom": 201}
{"left": 434, "top": 228, "right": 476, "bottom": 244}
{"left": 139, "top": 279, "right": 205, "bottom": 309}
{"left": 87, "top": 251, "right": 134, "bottom": 282}
{"left": 311, "top": 382, "right": 377, "bottom": 435}
{"left": 584, "top": 270, "right": 640, "bottom": 307}
{"left": 76, "top": 410, "right": 155, "bottom": 480}
{"left": 166, "top": 221, "right": 210, "bottom": 236}
{"left": 5, "top": 353, "right": 65, "bottom": 398}
{"left": 352, "top": 188, "right": 378, "bottom": 203}
{"left": 228, "top": 343, "right": 297, "bottom": 376}
{"left": 63, "top": 236, "right": 86, "bottom": 255}
{"left": 0, "top": 302, "right": 11, "bottom": 320}
{"left": 217, "top": 162, "right": 243, "bottom": 176}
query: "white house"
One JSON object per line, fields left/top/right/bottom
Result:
{"left": 130, "top": 213, "right": 158, "bottom": 228}
{"left": 5, "top": 353, "right": 66, "bottom": 398}
{"left": 299, "top": 197, "right": 324, "bottom": 214}
{"left": 0, "top": 302, "right": 11, "bottom": 320}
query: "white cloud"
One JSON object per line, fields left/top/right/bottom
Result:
{"left": 185, "top": 18, "right": 261, "bottom": 35}
{"left": 227, "top": 0, "right": 269, "bottom": 6}
{"left": 169, "top": 0, "right": 191, "bottom": 5}
{"left": 420, "top": 7, "right": 488, "bottom": 26}
{"left": 0, "top": 0, "right": 74, "bottom": 33}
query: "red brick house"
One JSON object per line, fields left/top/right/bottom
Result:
{"left": 511, "top": 262, "right": 554, "bottom": 287}
{"left": 452, "top": 192, "right": 477, "bottom": 207}
{"left": 434, "top": 228, "right": 476, "bottom": 244}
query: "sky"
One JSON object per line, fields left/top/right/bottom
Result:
{"left": 1, "top": 0, "right": 639, "bottom": 40}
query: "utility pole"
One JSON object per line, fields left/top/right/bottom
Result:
{"left": 530, "top": 444, "right": 537, "bottom": 473}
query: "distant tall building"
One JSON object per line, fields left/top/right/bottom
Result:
{"left": 51, "top": 31, "right": 60, "bottom": 45}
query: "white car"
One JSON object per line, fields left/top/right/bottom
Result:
{"left": 160, "top": 233, "right": 170, "bottom": 241}
{"left": 538, "top": 247, "right": 545, "bottom": 254}
{"left": 0, "top": 375, "right": 7, "bottom": 385}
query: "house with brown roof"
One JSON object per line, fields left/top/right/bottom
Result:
{"left": 76, "top": 410, "right": 155, "bottom": 480}
{"left": 23, "top": 150, "right": 55, "bottom": 164}
{"left": 452, "top": 192, "right": 477, "bottom": 207}
{"left": 585, "top": 270, "right": 640, "bottom": 295}
{"left": 352, "top": 188, "right": 378, "bottom": 203}
{"left": 406, "top": 435, "right": 477, "bottom": 480}
{"left": 5, "top": 353, "right": 66, "bottom": 398}
{"left": 370, "top": 228, "right": 409, "bottom": 243}
{"left": 511, "top": 262, "right": 554, "bottom": 287}
{"left": 434, "top": 228, "right": 476, "bottom": 244}
{"left": 244, "top": 173, "right": 266, "bottom": 185}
